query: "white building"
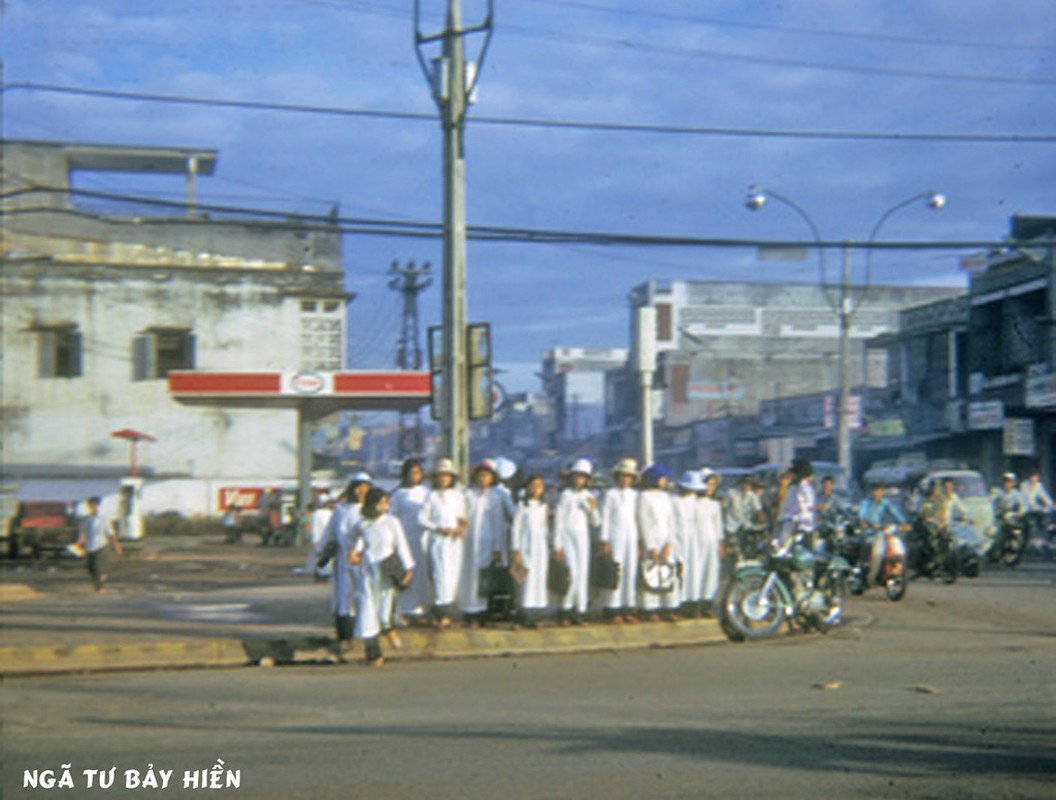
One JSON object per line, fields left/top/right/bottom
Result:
{"left": 541, "top": 346, "right": 628, "bottom": 444}
{"left": 2, "top": 140, "right": 350, "bottom": 510}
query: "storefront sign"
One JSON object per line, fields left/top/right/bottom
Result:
{"left": 1026, "top": 371, "right": 1056, "bottom": 409}
{"left": 967, "top": 401, "right": 1005, "bottom": 430}
{"left": 1003, "top": 418, "right": 1036, "bottom": 456}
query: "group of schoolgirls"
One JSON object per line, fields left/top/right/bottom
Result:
{"left": 312, "top": 455, "right": 728, "bottom": 665}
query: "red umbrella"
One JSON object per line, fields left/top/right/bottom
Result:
{"left": 110, "top": 429, "right": 157, "bottom": 476}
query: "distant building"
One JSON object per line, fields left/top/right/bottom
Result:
{"left": 2, "top": 139, "right": 349, "bottom": 492}
{"left": 541, "top": 347, "right": 628, "bottom": 445}
{"left": 616, "top": 279, "right": 962, "bottom": 471}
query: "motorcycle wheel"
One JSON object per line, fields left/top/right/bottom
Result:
{"left": 1000, "top": 529, "right": 1026, "bottom": 568}
{"left": 720, "top": 572, "right": 787, "bottom": 642}
{"left": 848, "top": 569, "right": 865, "bottom": 596}
{"left": 939, "top": 548, "right": 959, "bottom": 584}
{"left": 884, "top": 564, "right": 907, "bottom": 601}
{"left": 812, "top": 571, "right": 848, "bottom": 633}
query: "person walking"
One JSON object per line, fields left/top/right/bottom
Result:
{"left": 75, "top": 496, "right": 122, "bottom": 593}
{"left": 418, "top": 459, "right": 466, "bottom": 629}
{"left": 509, "top": 474, "right": 551, "bottom": 627}
{"left": 390, "top": 458, "right": 433, "bottom": 626}
{"left": 554, "top": 458, "right": 600, "bottom": 626}
{"left": 598, "top": 458, "right": 640, "bottom": 624}
{"left": 303, "top": 491, "right": 334, "bottom": 580}
{"left": 347, "top": 488, "right": 415, "bottom": 667}
{"left": 317, "top": 472, "right": 372, "bottom": 654}
{"left": 460, "top": 459, "right": 515, "bottom": 627}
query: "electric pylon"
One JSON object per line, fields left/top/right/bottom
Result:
{"left": 389, "top": 260, "right": 432, "bottom": 458}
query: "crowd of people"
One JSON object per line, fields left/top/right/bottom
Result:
{"left": 307, "top": 455, "right": 833, "bottom": 667}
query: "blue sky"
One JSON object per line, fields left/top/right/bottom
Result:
{"left": 4, "top": 0, "right": 1055, "bottom": 393}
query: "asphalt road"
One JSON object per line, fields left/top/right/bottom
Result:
{"left": 3, "top": 561, "right": 1054, "bottom": 800}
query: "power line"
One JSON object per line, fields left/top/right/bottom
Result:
{"left": 4, "top": 83, "right": 1055, "bottom": 145}
{"left": 523, "top": 0, "right": 1056, "bottom": 55}
{"left": 2, "top": 187, "right": 1032, "bottom": 252}
{"left": 503, "top": 23, "right": 1056, "bottom": 88}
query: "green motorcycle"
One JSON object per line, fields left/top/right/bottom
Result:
{"left": 720, "top": 532, "right": 852, "bottom": 642}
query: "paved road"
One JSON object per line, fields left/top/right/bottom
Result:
{"left": 3, "top": 560, "right": 1053, "bottom": 800}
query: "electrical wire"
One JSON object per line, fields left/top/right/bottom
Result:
{"left": 1, "top": 187, "right": 1033, "bottom": 252}
{"left": 4, "top": 83, "right": 1054, "bottom": 145}
{"left": 522, "top": 0, "right": 1056, "bottom": 55}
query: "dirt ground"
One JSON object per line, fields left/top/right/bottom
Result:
{"left": 0, "top": 532, "right": 313, "bottom": 598}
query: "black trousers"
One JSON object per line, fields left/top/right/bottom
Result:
{"left": 334, "top": 614, "right": 354, "bottom": 642}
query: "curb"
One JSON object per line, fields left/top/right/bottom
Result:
{"left": 0, "top": 619, "right": 728, "bottom": 677}
{"left": 0, "top": 639, "right": 249, "bottom": 677}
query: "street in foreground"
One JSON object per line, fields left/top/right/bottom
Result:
{"left": 3, "top": 562, "right": 1054, "bottom": 800}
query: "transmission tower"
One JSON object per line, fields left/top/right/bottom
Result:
{"left": 389, "top": 259, "right": 432, "bottom": 458}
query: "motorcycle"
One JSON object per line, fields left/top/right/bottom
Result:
{"left": 906, "top": 519, "right": 960, "bottom": 583}
{"left": 842, "top": 523, "right": 908, "bottom": 601}
{"left": 950, "top": 521, "right": 985, "bottom": 577}
{"left": 989, "top": 513, "right": 1027, "bottom": 567}
{"left": 720, "top": 531, "right": 852, "bottom": 642}
{"left": 1025, "top": 510, "right": 1056, "bottom": 561}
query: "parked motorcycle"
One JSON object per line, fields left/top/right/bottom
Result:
{"left": 720, "top": 532, "right": 852, "bottom": 642}
{"left": 843, "top": 523, "right": 908, "bottom": 601}
{"left": 989, "top": 513, "right": 1027, "bottom": 567}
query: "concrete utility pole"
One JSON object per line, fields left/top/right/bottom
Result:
{"left": 635, "top": 306, "right": 657, "bottom": 467}
{"left": 415, "top": 0, "right": 493, "bottom": 479}
{"left": 389, "top": 260, "right": 432, "bottom": 457}
{"left": 836, "top": 245, "right": 853, "bottom": 477}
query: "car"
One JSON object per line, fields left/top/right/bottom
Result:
{"left": 8, "top": 501, "right": 79, "bottom": 560}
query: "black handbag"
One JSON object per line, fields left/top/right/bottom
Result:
{"left": 590, "top": 551, "right": 621, "bottom": 590}
{"left": 478, "top": 564, "right": 514, "bottom": 599}
{"left": 315, "top": 538, "right": 337, "bottom": 570}
{"left": 380, "top": 551, "right": 407, "bottom": 590}
{"left": 547, "top": 555, "right": 572, "bottom": 595}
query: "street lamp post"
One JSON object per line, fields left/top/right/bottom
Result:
{"left": 746, "top": 188, "right": 945, "bottom": 475}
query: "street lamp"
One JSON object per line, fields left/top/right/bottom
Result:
{"left": 745, "top": 187, "right": 944, "bottom": 475}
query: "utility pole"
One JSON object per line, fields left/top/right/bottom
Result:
{"left": 415, "top": 0, "right": 494, "bottom": 479}
{"left": 836, "top": 244, "right": 852, "bottom": 479}
{"left": 389, "top": 259, "right": 432, "bottom": 458}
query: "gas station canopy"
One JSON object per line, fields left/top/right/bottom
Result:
{"left": 168, "top": 370, "right": 431, "bottom": 416}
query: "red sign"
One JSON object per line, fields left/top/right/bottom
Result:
{"left": 218, "top": 487, "right": 264, "bottom": 512}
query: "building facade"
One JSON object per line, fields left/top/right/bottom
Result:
{"left": 865, "top": 215, "right": 1055, "bottom": 485}
{"left": 615, "top": 279, "right": 962, "bottom": 472}
{"left": 2, "top": 139, "right": 349, "bottom": 490}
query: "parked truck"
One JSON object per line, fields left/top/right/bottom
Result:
{"left": 7, "top": 501, "right": 79, "bottom": 560}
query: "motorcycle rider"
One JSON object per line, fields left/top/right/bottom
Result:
{"left": 1017, "top": 470, "right": 1051, "bottom": 512}
{"left": 724, "top": 474, "right": 766, "bottom": 559}
{"left": 857, "top": 482, "right": 909, "bottom": 586}
{"left": 814, "top": 475, "right": 848, "bottom": 555}
{"left": 914, "top": 480, "right": 951, "bottom": 574}
{"left": 776, "top": 458, "right": 815, "bottom": 547}
{"left": 939, "top": 477, "right": 968, "bottom": 529}
{"left": 993, "top": 472, "right": 1028, "bottom": 519}
{"left": 1020, "top": 468, "right": 1054, "bottom": 541}
{"left": 992, "top": 472, "right": 1028, "bottom": 557}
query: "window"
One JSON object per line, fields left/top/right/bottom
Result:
{"left": 133, "top": 328, "right": 195, "bottom": 380}
{"left": 655, "top": 302, "right": 673, "bottom": 342}
{"left": 299, "top": 297, "right": 343, "bottom": 371}
{"left": 37, "top": 326, "right": 82, "bottom": 378}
